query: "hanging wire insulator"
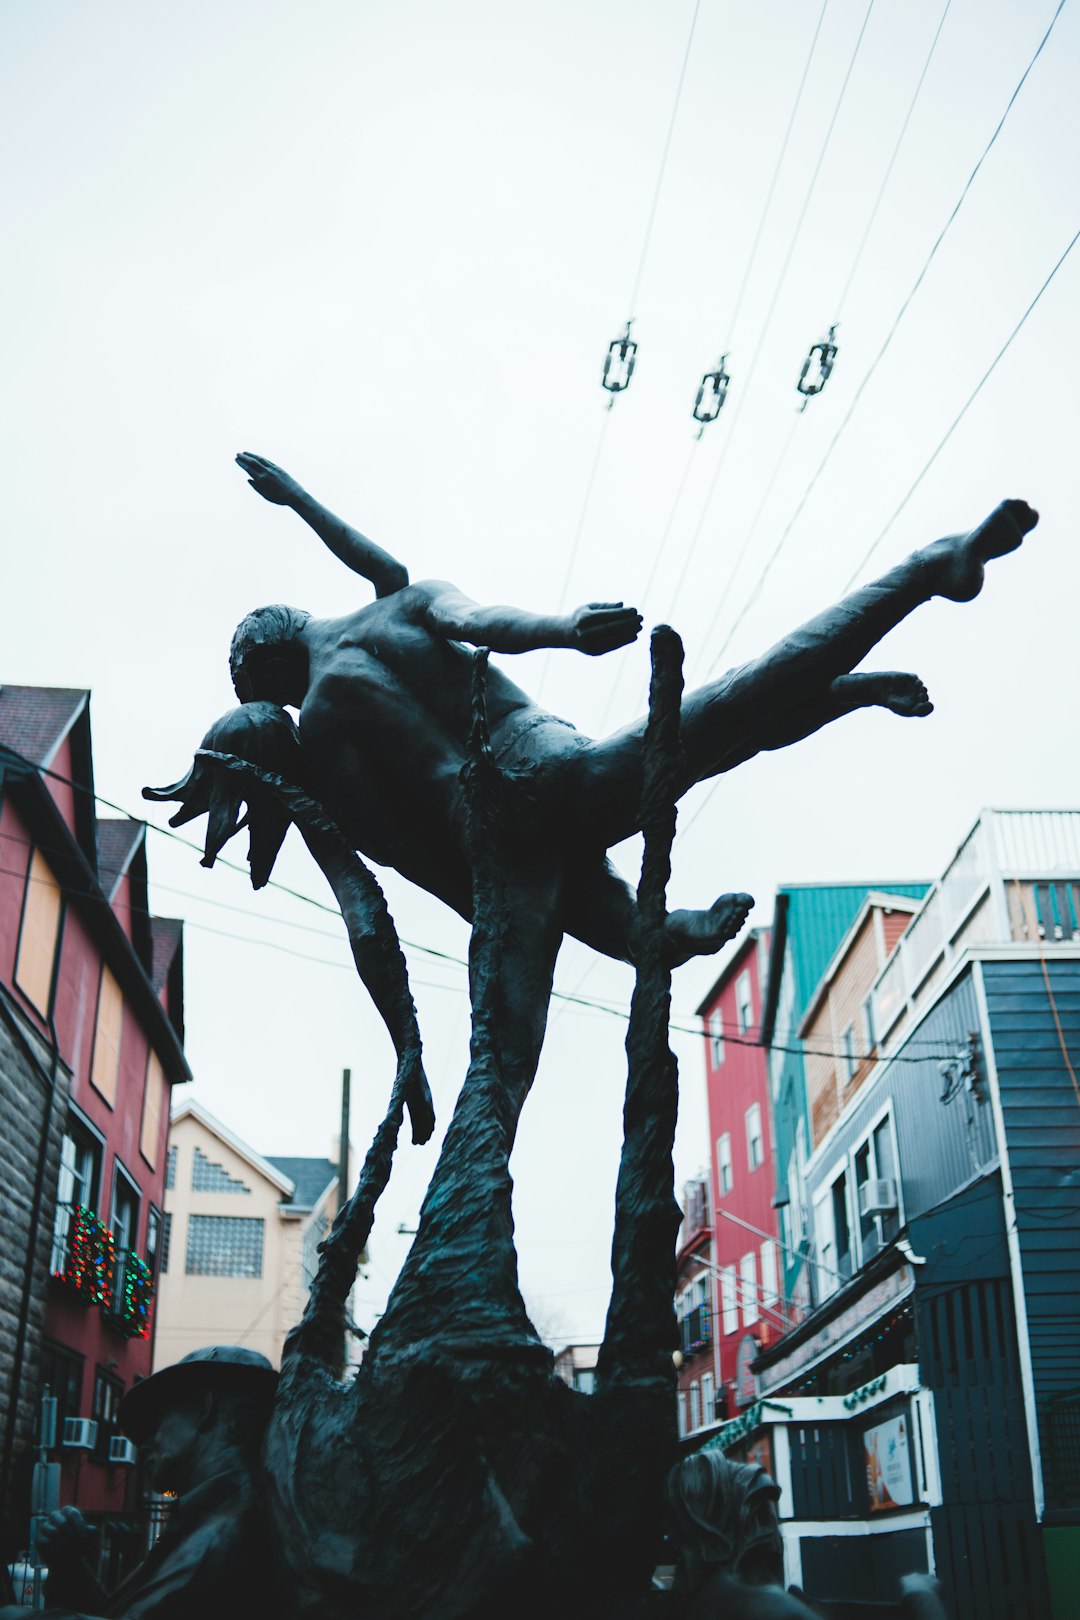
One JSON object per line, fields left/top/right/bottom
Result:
{"left": 692, "top": 354, "right": 731, "bottom": 437}
{"left": 601, "top": 320, "right": 638, "bottom": 407}
{"left": 796, "top": 323, "right": 839, "bottom": 409}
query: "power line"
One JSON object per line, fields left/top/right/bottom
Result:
{"left": 672, "top": 219, "right": 1080, "bottom": 851}
{"left": 833, "top": 0, "right": 954, "bottom": 321}
{"left": 699, "top": 0, "right": 1070, "bottom": 664}
{"left": 660, "top": 0, "right": 874, "bottom": 637}
{"left": 843, "top": 217, "right": 1080, "bottom": 587}
{"left": 625, "top": 0, "right": 705, "bottom": 320}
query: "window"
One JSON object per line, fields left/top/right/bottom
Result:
{"left": 736, "top": 971, "right": 753, "bottom": 1033}
{"left": 140, "top": 1053, "right": 167, "bottom": 1169}
{"left": 111, "top": 1167, "right": 140, "bottom": 1257}
{"left": 191, "top": 1146, "right": 251, "bottom": 1194}
{"left": 40, "top": 1342, "right": 84, "bottom": 1433}
{"left": 51, "top": 1125, "right": 102, "bottom": 1272}
{"left": 574, "top": 1369, "right": 596, "bottom": 1396}
{"left": 701, "top": 1372, "right": 715, "bottom": 1425}
{"left": 740, "top": 1251, "right": 758, "bottom": 1326}
{"left": 90, "top": 966, "right": 123, "bottom": 1107}
{"left": 689, "top": 1382, "right": 700, "bottom": 1431}
{"left": 159, "top": 1212, "right": 172, "bottom": 1275}
{"left": 145, "top": 1207, "right": 163, "bottom": 1277}
{"left": 92, "top": 1366, "right": 125, "bottom": 1460}
{"left": 717, "top": 1133, "right": 733, "bottom": 1195}
{"left": 708, "top": 1008, "right": 725, "bottom": 1067}
{"left": 15, "top": 849, "right": 62, "bottom": 1014}
{"left": 721, "top": 1266, "right": 738, "bottom": 1335}
{"left": 165, "top": 1144, "right": 177, "bottom": 1190}
{"left": 185, "top": 1214, "right": 265, "bottom": 1277}
{"left": 852, "top": 1114, "right": 901, "bottom": 1259}
{"left": 760, "top": 1239, "right": 779, "bottom": 1309}
{"left": 677, "top": 1391, "right": 687, "bottom": 1437}
{"left": 818, "top": 1169, "right": 852, "bottom": 1291}
{"left": 302, "top": 1214, "right": 328, "bottom": 1288}
{"left": 746, "top": 1103, "right": 764, "bottom": 1171}
{"left": 842, "top": 1024, "right": 857, "bottom": 1082}
{"left": 863, "top": 993, "right": 876, "bottom": 1055}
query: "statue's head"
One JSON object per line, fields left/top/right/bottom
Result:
{"left": 119, "top": 1346, "right": 278, "bottom": 1494}
{"left": 144, "top": 702, "right": 303, "bottom": 888}
{"left": 230, "top": 604, "right": 312, "bottom": 705}
{"left": 664, "top": 1451, "right": 783, "bottom": 1591}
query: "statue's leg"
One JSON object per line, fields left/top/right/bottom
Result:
{"left": 677, "top": 498, "right": 1036, "bottom": 782}
{"left": 564, "top": 858, "right": 753, "bottom": 968}
{"left": 571, "top": 499, "right": 1036, "bottom": 846}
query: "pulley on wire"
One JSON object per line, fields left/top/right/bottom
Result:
{"left": 692, "top": 354, "right": 731, "bottom": 438}
{"left": 796, "top": 324, "right": 839, "bottom": 410}
{"left": 601, "top": 320, "right": 638, "bottom": 408}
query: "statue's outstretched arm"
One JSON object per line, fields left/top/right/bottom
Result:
{"left": 236, "top": 451, "right": 410, "bottom": 598}
{"left": 416, "top": 580, "right": 642, "bottom": 657}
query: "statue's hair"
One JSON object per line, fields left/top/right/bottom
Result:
{"left": 230, "top": 604, "right": 311, "bottom": 702}
{"left": 664, "top": 1451, "right": 782, "bottom": 1591}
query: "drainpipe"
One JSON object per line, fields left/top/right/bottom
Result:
{"left": 338, "top": 1069, "right": 351, "bottom": 1214}
{"left": 0, "top": 1006, "right": 62, "bottom": 1552}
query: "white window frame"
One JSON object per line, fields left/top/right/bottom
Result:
{"left": 740, "top": 1251, "right": 759, "bottom": 1326}
{"left": 851, "top": 1102, "right": 904, "bottom": 1267}
{"left": 677, "top": 1390, "right": 687, "bottom": 1437}
{"left": 701, "top": 1372, "right": 715, "bottom": 1427}
{"left": 760, "top": 1239, "right": 779, "bottom": 1309}
{"left": 720, "top": 1266, "right": 738, "bottom": 1335}
{"left": 746, "top": 1103, "right": 764, "bottom": 1171}
{"left": 717, "top": 1133, "right": 733, "bottom": 1196}
{"left": 736, "top": 970, "right": 753, "bottom": 1033}
{"left": 689, "top": 1381, "right": 700, "bottom": 1432}
{"left": 708, "top": 1008, "right": 725, "bottom": 1067}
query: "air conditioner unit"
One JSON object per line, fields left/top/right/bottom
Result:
{"left": 858, "top": 1178, "right": 898, "bottom": 1218}
{"left": 61, "top": 1418, "right": 98, "bottom": 1450}
{"left": 108, "top": 1435, "right": 138, "bottom": 1466}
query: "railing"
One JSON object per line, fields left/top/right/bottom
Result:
{"left": 870, "top": 810, "right": 1080, "bottom": 1045}
{"left": 681, "top": 1304, "right": 711, "bottom": 1356}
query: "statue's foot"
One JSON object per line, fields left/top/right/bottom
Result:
{"left": 927, "top": 499, "right": 1038, "bottom": 603}
{"left": 831, "top": 670, "right": 933, "bottom": 718}
{"left": 666, "top": 893, "right": 753, "bottom": 967}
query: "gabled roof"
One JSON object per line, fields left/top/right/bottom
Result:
{"left": 150, "top": 917, "right": 183, "bottom": 991}
{"left": 95, "top": 818, "right": 144, "bottom": 900}
{"left": 0, "top": 685, "right": 87, "bottom": 769}
{"left": 171, "top": 1097, "right": 296, "bottom": 1196}
{"left": 797, "top": 891, "right": 924, "bottom": 1036}
{"left": 266, "top": 1156, "right": 338, "bottom": 1213}
{"left": 694, "top": 927, "right": 768, "bottom": 1018}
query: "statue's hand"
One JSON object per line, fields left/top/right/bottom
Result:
{"left": 236, "top": 451, "right": 306, "bottom": 507}
{"left": 36, "top": 1506, "right": 93, "bottom": 1567}
{"left": 566, "top": 602, "right": 643, "bottom": 656}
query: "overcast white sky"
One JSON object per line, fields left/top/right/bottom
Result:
{"left": 3, "top": 0, "right": 1077, "bottom": 1345}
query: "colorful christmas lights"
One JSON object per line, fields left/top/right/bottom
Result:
{"left": 53, "top": 1206, "right": 116, "bottom": 1306}
{"left": 116, "top": 1252, "right": 154, "bottom": 1339}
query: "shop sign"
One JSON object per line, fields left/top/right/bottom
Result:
{"left": 864, "top": 1411, "right": 914, "bottom": 1511}
{"left": 734, "top": 1334, "right": 759, "bottom": 1408}
{"left": 758, "top": 1263, "right": 914, "bottom": 1392}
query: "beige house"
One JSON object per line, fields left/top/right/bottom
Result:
{"left": 154, "top": 1098, "right": 344, "bottom": 1371}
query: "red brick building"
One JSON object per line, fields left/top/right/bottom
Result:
{"left": 0, "top": 687, "right": 189, "bottom": 1564}
{"left": 696, "top": 929, "right": 786, "bottom": 1420}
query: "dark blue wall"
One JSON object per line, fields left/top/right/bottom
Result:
{"left": 982, "top": 957, "right": 1080, "bottom": 1515}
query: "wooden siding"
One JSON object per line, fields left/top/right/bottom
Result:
{"left": 981, "top": 957, "right": 1080, "bottom": 1514}
{"left": 804, "top": 912, "right": 883, "bottom": 1150}
{"left": 805, "top": 971, "right": 998, "bottom": 1229}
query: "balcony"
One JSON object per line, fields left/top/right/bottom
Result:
{"left": 50, "top": 1204, "right": 116, "bottom": 1307}
{"left": 103, "top": 1249, "right": 155, "bottom": 1341}
{"left": 869, "top": 810, "right": 1080, "bottom": 1048}
{"left": 681, "top": 1304, "right": 712, "bottom": 1357}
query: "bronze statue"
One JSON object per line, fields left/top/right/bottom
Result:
{"left": 149, "top": 454, "right": 1036, "bottom": 1137}
{"left": 10, "top": 1349, "right": 286, "bottom": 1620}
{"left": 137, "top": 457, "right": 1037, "bottom": 1616}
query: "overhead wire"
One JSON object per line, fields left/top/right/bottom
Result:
{"left": 671, "top": 215, "right": 1080, "bottom": 852}
{"left": 694, "top": 0, "right": 1070, "bottom": 677}
{"left": 542, "top": 0, "right": 705, "bottom": 697}
{"left": 686, "top": 0, "right": 953, "bottom": 672}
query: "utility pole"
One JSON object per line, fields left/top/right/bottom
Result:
{"left": 338, "top": 1068, "right": 351, "bottom": 1214}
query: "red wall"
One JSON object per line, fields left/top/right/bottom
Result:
{"left": 702, "top": 932, "right": 783, "bottom": 1400}
{"left": 0, "top": 794, "right": 169, "bottom": 1514}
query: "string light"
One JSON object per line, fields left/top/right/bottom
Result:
{"left": 54, "top": 1206, "right": 115, "bottom": 1307}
